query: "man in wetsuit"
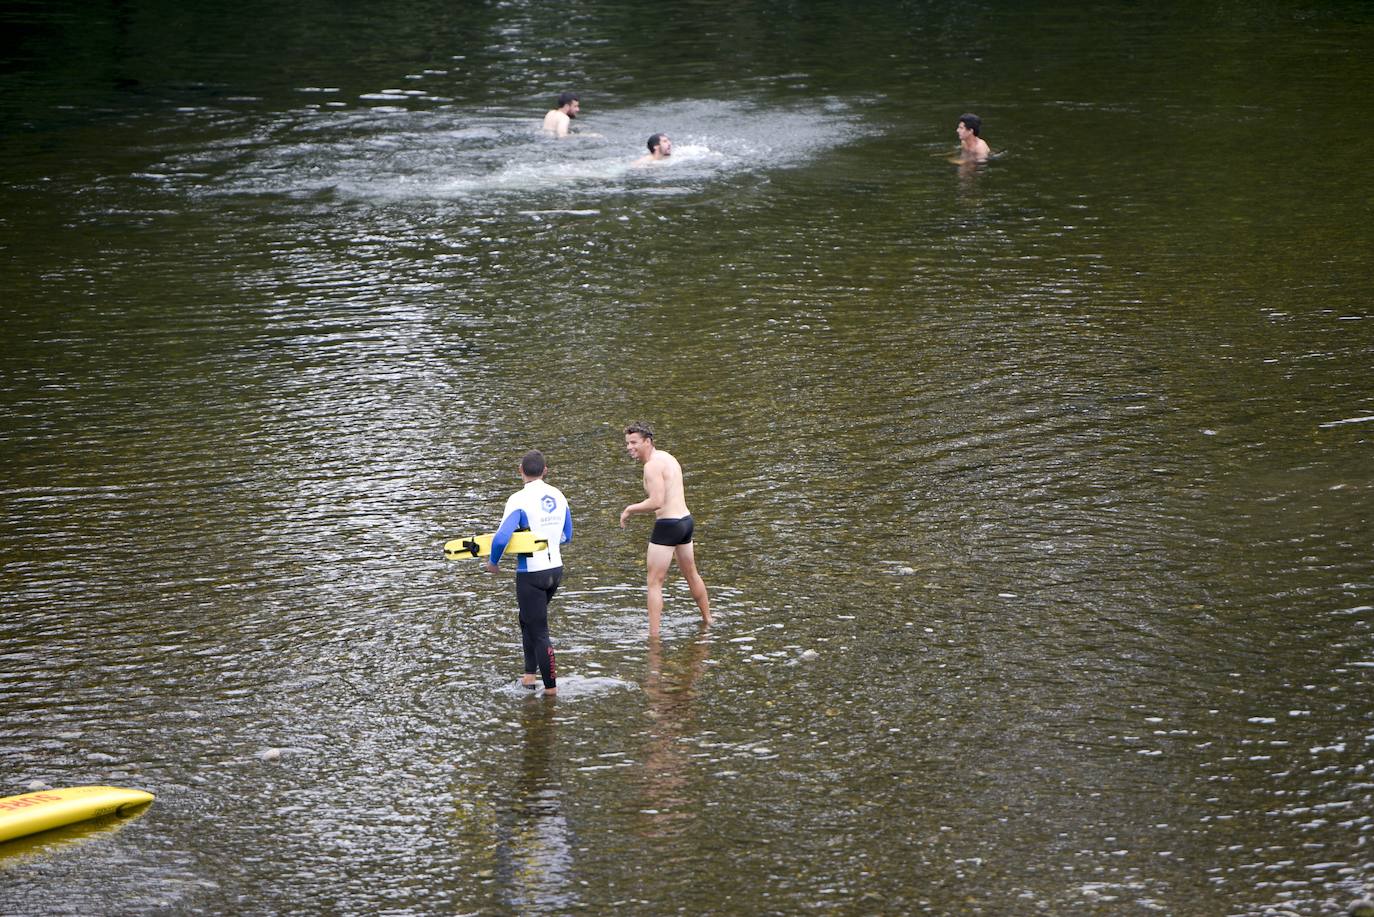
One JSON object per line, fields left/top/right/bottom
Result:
{"left": 487, "top": 450, "right": 573, "bottom": 694}
{"left": 619, "top": 421, "right": 711, "bottom": 637}
{"left": 542, "top": 92, "right": 580, "bottom": 138}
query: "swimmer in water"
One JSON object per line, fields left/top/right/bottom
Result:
{"left": 635, "top": 133, "right": 672, "bottom": 165}
{"left": 542, "top": 92, "right": 580, "bottom": 138}
{"left": 956, "top": 112, "right": 990, "bottom": 163}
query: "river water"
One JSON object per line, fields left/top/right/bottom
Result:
{"left": 2, "top": 1, "right": 1372, "bottom": 914}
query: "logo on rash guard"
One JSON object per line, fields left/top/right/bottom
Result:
{"left": 541, "top": 495, "right": 557, "bottom": 513}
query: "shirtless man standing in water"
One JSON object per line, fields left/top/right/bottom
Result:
{"left": 619, "top": 421, "right": 711, "bottom": 636}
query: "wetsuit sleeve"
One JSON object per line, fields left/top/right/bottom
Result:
{"left": 489, "top": 508, "right": 528, "bottom": 566}
{"left": 561, "top": 505, "right": 573, "bottom": 545}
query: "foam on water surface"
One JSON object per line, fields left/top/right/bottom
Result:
{"left": 496, "top": 674, "right": 636, "bottom": 700}
{"left": 181, "top": 98, "right": 866, "bottom": 206}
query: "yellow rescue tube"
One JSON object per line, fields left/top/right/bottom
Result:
{"left": 0, "top": 786, "right": 154, "bottom": 844}
{"left": 444, "top": 531, "right": 549, "bottom": 560}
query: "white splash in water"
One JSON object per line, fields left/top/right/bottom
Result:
{"left": 191, "top": 97, "right": 865, "bottom": 206}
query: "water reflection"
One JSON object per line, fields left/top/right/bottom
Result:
{"left": 0, "top": 807, "right": 152, "bottom": 868}
{"left": 637, "top": 632, "right": 711, "bottom": 839}
{"left": 496, "top": 700, "right": 578, "bottom": 914}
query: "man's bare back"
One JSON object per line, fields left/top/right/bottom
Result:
{"left": 542, "top": 109, "right": 571, "bottom": 137}
{"left": 642, "top": 450, "right": 690, "bottom": 519}
{"left": 542, "top": 92, "right": 580, "bottom": 138}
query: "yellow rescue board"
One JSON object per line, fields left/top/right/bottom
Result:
{"left": 0, "top": 786, "right": 154, "bottom": 844}
{"left": 444, "top": 531, "right": 549, "bottom": 560}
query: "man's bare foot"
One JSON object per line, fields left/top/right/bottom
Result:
{"left": 521, "top": 676, "right": 537, "bottom": 689}
{"left": 544, "top": 687, "right": 557, "bottom": 696}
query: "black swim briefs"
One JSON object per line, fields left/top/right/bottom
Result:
{"left": 649, "top": 515, "right": 694, "bottom": 546}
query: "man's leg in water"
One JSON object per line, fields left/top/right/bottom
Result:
{"left": 674, "top": 541, "right": 711, "bottom": 626}
{"left": 519, "top": 616, "right": 538, "bottom": 688}
{"left": 645, "top": 543, "right": 674, "bottom": 638}
{"left": 516, "top": 571, "right": 559, "bottom": 694}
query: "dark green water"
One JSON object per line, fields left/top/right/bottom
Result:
{"left": 3, "top": 1, "right": 1373, "bottom": 914}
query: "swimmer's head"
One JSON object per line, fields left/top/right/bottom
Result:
{"left": 957, "top": 113, "right": 982, "bottom": 137}
{"left": 521, "top": 449, "right": 547, "bottom": 478}
{"left": 624, "top": 421, "right": 654, "bottom": 441}
{"left": 557, "top": 92, "right": 580, "bottom": 117}
{"left": 646, "top": 133, "right": 671, "bottom": 156}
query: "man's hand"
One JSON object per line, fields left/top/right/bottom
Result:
{"left": 619, "top": 506, "right": 632, "bottom": 528}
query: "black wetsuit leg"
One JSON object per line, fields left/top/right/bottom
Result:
{"left": 515, "top": 567, "right": 562, "bottom": 689}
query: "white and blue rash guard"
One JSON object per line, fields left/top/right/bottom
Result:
{"left": 490, "top": 479, "right": 573, "bottom": 572}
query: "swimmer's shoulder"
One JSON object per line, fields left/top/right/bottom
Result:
{"left": 541, "top": 110, "right": 569, "bottom": 134}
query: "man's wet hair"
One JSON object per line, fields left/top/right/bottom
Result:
{"left": 624, "top": 421, "right": 654, "bottom": 440}
{"left": 959, "top": 113, "right": 982, "bottom": 137}
{"left": 557, "top": 91, "right": 579, "bottom": 109}
{"left": 646, "top": 133, "right": 666, "bottom": 154}
{"left": 522, "top": 449, "right": 547, "bottom": 477}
